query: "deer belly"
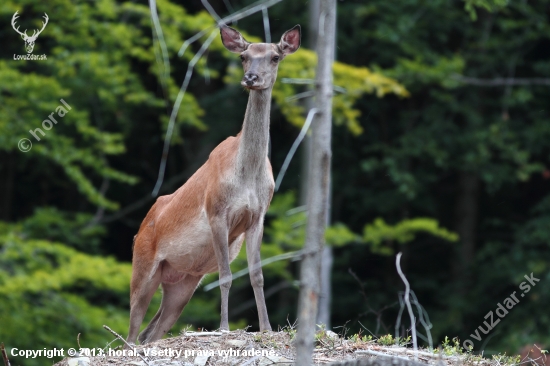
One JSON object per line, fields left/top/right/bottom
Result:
{"left": 159, "top": 217, "right": 246, "bottom": 276}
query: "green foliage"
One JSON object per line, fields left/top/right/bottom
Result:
{"left": 1, "top": 0, "right": 550, "bottom": 362}
{"left": 0, "top": 207, "right": 106, "bottom": 253}
{"left": 363, "top": 218, "right": 459, "bottom": 255}
{"left": 0, "top": 0, "right": 213, "bottom": 210}
{"left": 374, "top": 334, "right": 410, "bottom": 347}
{"left": 464, "top": 0, "right": 509, "bottom": 21}
{"left": 436, "top": 336, "right": 467, "bottom": 356}
{"left": 0, "top": 234, "right": 131, "bottom": 366}
{"left": 376, "top": 334, "right": 395, "bottom": 346}
{"left": 349, "top": 333, "right": 373, "bottom": 344}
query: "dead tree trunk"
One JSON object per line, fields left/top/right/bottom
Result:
{"left": 300, "top": 0, "right": 333, "bottom": 330}
{"left": 295, "top": 0, "right": 336, "bottom": 363}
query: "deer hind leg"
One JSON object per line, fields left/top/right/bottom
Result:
{"left": 126, "top": 237, "right": 162, "bottom": 345}
{"left": 138, "top": 272, "right": 202, "bottom": 344}
{"left": 246, "top": 222, "right": 271, "bottom": 331}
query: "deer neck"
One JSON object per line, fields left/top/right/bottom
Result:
{"left": 237, "top": 87, "right": 272, "bottom": 175}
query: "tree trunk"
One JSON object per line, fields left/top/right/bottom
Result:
{"left": 299, "top": 0, "right": 333, "bottom": 330}
{"left": 295, "top": 0, "right": 336, "bottom": 364}
{"left": 318, "top": 245, "right": 333, "bottom": 327}
{"left": 299, "top": 0, "right": 319, "bottom": 202}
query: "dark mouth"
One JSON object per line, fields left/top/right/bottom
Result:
{"left": 241, "top": 80, "right": 263, "bottom": 90}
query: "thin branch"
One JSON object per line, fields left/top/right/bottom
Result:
{"left": 222, "top": 0, "right": 235, "bottom": 14}
{"left": 182, "top": 331, "right": 223, "bottom": 337}
{"left": 203, "top": 251, "right": 302, "bottom": 291}
{"left": 285, "top": 90, "right": 315, "bottom": 102}
{"left": 349, "top": 268, "right": 392, "bottom": 335}
{"left": 282, "top": 78, "right": 347, "bottom": 93}
{"left": 149, "top": 0, "right": 170, "bottom": 90}
{"left": 262, "top": 7, "right": 271, "bottom": 44}
{"left": 395, "top": 252, "right": 417, "bottom": 355}
{"left": 229, "top": 281, "right": 291, "bottom": 316}
{"left": 452, "top": 74, "right": 550, "bottom": 86}
{"left": 275, "top": 108, "right": 318, "bottom": 191}
{"left": 152, "top": 30, "right": 218, "bottom": 197}
{"left": 102, "top": 325, "right": 151, "bottom": 366}
{"left": 201, "top": 0, "right": 223, "bottom": 24}
{"left": 1, "top": 343, "right": 11, "bottom": 366}
{"left": 355, "top": 350, "right": 411, "bottom": 362}
{"left": 178, "top": 0, "right": 283, "bottom": 57}
{"left": 98, "top": 144, "right": 212, "bottom": 225}
{"left": 409, "top": 292, "right": 433, "bottom": 350}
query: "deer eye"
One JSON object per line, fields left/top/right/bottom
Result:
{"left": 272, "top": 55, "right": 280, "bottom": 62}
{"left": 240, "top": 55, "right": 245, "bottom": 62}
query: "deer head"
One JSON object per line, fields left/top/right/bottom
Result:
{"left": 12, "top": 11, "right": 49, "bottom": 54}
{"left": 221, "top": 25, "right": 301, "bottom": 90}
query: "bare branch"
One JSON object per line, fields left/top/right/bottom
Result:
{"left": 203, "top": 251, "right": 302, "bottom": 291}
{"left": 262, "top": 7, "right": 271, "bottom": 44}
{"left": 201, "top": 0, "right": 223, "bottom": 24}
{"left": 149, "top": 0, "right": 170, "bottom": 94}
{"left": 452, "top": 74, "right": 550, "bottom": 86}
{"left": 282, "top": 78, "right": 347, "bottom": 93}
{"left": 1, "top": 343, "right": 11, "bottom": 366}
{"left": 229, "top": 281, "right": 291, "bottom": 316}
{"left": 182, "top": 331, "right": 223, "bottom": 336}
{"left": 178, "top": 0, "right": 283, "bottom": 57}
{"left": 152, "top": 30, "right": 218, "bottom": 197}
{"left": 103, "top": 325, "right": 151, "bottom": 365}
{"left": 395, "top": 252, "right": 417, "bottom": 355}
{"left": 275, "top": 108, "right": 318, "bottom": 191}
{"left": 97, "top": 144, "right": 212, "bottom": 225}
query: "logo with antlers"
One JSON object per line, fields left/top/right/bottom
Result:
{"left": 11, "top": 11, "right": 49, "bottom": 54}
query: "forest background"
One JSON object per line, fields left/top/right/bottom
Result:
{"left": 0, "top": 0, "right": 549, "bottom": 365}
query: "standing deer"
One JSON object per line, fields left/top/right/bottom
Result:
{"left": 11, "top": 11, "right": 48, "bottom": 54}
{"left": 127, "top": 25, "right": 301, "bottom": 345}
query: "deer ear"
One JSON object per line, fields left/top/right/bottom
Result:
{"left": 278, "top": 25, "right": 301, "bottom": 56}
{"left": 220, "top": 26, "right": 250, "bottom": 53}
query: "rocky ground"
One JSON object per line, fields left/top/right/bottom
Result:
{"left": 51, "top": 329, "right": 525, "bottom": 366}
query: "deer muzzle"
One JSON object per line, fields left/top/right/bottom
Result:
{"left": 242, "top": 72, "right": 261, "bottom": 88}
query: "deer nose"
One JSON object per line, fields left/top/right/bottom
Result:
{"left": 243, "top": 73, "right": 259, "bottom": 86}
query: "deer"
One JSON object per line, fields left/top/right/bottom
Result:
{"left": 11, "top": 11, "right": 49, "bottom": 54}
{"left": 126, "top": 24, "right": 301, "bottom": 345}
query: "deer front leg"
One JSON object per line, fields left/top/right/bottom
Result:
{"left": 246, "top": 222, "right": 272, "bottom": 331}
{"left": 210, "top": 219, "right": 232, "bottom": 331}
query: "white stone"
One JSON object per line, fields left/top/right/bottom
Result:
{"left": 258, "top": 355, "right": 293, "bottom": 366}
{"left": 194, "top": 355, "right": 210, "bottom": 366}
{"left": 67, "top": 357, "right": 90, "bottom": 366}
{"left": 226, "top": 339, "right": 247, "bottom": 347}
